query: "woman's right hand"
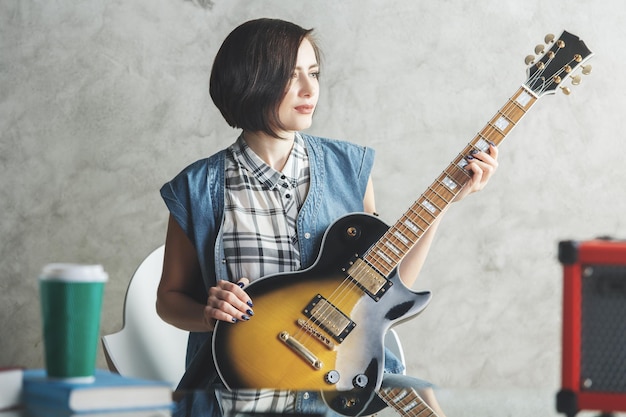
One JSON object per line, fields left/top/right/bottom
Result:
{"left": 205, "top": 278, "right": 254, "bottom": 327}
{"left": 157, "top": 215, "right": 255, "bottom": 333}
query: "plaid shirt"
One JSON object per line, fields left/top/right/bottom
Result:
{"left": 222, "top": 133, "right": 310, "bottom": 283}
{"left": 219, "top": 133, "right": 310, "bottom": 415}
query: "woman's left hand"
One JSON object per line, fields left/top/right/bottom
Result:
{"left": 453, "top": 143, "right": 499, "bottom": 202}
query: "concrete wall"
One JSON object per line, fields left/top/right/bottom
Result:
{"left": 1, "top": 0, "right": 623, "bottom": 394}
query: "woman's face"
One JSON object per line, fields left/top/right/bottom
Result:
{"left": 276, "top": 38, "right": 319, "bottom": 137}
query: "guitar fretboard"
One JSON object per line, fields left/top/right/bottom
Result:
{"left": 378, "top": 386, "right": 437, "bottom": 417}
{"left": 365, "top": 86, "right": 538, "bottom": 277}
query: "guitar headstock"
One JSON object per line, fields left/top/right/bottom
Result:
{"left": 524, "top": 31, "right": 593, "bottom": 97}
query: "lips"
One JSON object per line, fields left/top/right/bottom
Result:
{"left": 295, "top": 104, "right": 315, "bottom": 114}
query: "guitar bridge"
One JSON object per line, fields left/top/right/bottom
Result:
{"left": 297, "top": 318, "right": 336, "bottom": 350}
{"left": 278, "top": 331, "right": 323, "bottom": 370}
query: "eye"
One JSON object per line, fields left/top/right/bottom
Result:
{"left": 310, "top": 71, "right": 320, "bottom": 79}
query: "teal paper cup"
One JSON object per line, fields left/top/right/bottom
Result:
{"left": 39, "top": 263, "right": 108, "bottom": 383}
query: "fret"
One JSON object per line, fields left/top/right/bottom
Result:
{"left": 508, "top": 97, "right": 527, "bottom": 114}
{"left": 483, "top": 123, "right": 508, "bottom": 139}
{"left": 503, "top": 99, "right": 528, "bottom": 121}
{"left": 378, "top": 241, "right": 403, "bottom": 263}
{"left": 515, "top": 87, "right": 534, "bottom": 106}
{"left": 371, "top": 240, "right": 404, "bottom": 265}
{"left": 415, "top": 200, "right": 436, "bottom": 218}
{"left": 421, "top": 196, "right": 442, "bottom": 216}
{"left": 384, "top": 240, "right": 402, "bottom": 256}
{"left": 420, "top": 198, "right": 438, "bottom": 215}
{"left": 472, "top": 136, "right": 491, "bottom": 152}
{"left": 393, "top": 230, "right": 411, "bottom": 247}
{"left": 374, "top": 249, "right": 394, "bottom": 266}
{"left": 371, "top": 239, "right": 409, "bottom": 267}
{"left": 494, "top": 111, "right": 513, "bottom": 131}
{"left": 432, "top": 185, "right": 454, "bottom": 205}
{"left": 446, "top": 162, "right": 472, "bottom": 184}
{"left": 367, "top": 257, "right": 390, "bottom": 277}
{"left": 439, "top": 175, "right": 459, "bottom": 191}
{"left": 377, "top": 387, "right": 437, "bottom": 417}
{"left": 496, "top": 104, "right": 523, "bottom": 128}
{"left": 405, "top": 210, "right": 430, "bottom": 232}
{"left": 427, "top": 185, "right": 452, "bottom": 205}
{"left": 400, "top": 215, "right": 424, "bottom": 237}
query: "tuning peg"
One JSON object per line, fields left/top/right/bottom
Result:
{"left": 544, "top": 33, "right": 555, "bottom": 44}
{"left": 581, "top": 65, "right": 592, "bottom": 75}
{"left": 525, "top": 55, "right": 535, "bottom": 65}
{"left": 534, "top": 44, "right": 545, "bottom": 55}
{"left": 560, "top": 86, "right": 572, "bottom": 95}
{"left": 570, "top": 74, "right": 582, "bottom": 85}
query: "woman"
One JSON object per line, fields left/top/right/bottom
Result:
{"left": 157, "top": 18, "right": 498, "bottom": 417}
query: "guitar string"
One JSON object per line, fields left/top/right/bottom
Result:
{"left": 526, "top": 38, "right": 580, "bottom": 95}
{"left": 366, "top": 93, "right": 519, "bottom": 274}
{"left": 291, "top": 79, "right": 533, "bottom": 356}
{"left": 288, "top": 262, "right": 364, "bottom": 352}
{"left": 302, "top": 79, "right": 534, "bottom": 341}
{"left": 350, "top": 35, "right": 584, "bottom": 313}
{"left": 378, "top": 387, "right": 436, "bottom": 417}
{"left": 285, "top": 35, "right": 577, "bottom": 376}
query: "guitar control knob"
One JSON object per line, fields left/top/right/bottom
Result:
{"left": 324, "top": 370, "right": 340, "bottom": 385}
{"left": 352, "top": 374, "right": 368, "bottom": 389}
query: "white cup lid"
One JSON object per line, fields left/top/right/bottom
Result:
{"left": 40, "top": 263, "right": 109, "bottom": 282}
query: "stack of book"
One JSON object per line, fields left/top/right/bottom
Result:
{"left": 21, "top": 369, "right": 174, "bottom": 417}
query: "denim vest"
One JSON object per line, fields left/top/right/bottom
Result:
{"left": 161, "top": 134, "right": 404, "bottom": 415}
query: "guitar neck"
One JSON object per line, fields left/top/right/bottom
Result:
{"left": 377, "top": 386, "right": 438, "bottom": 417}
{"left": 364, "top": 86, "right": 538, "bottom": 276}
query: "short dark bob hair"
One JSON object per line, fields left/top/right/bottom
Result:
{"left": 209, "top": 18, "right": 320, "bottom": 138}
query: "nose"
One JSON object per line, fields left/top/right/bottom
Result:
{"left": 299, "top": 76, "right": 317, "bottom": 98}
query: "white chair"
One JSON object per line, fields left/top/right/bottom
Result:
{"left": 102, "top": 245, "right": 189, "bottom": 388}
{"left": 102, "top": 245, "right": 406, "bottom": 388}
{"left": 384, "top": 326, "right": 407, "bottom": 375}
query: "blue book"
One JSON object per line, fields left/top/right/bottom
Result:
{"left": 22, "top": 369, "right": 173, "bottom": 413}
{"left": 25, "top": 404, "right": 172, "bottom": 417}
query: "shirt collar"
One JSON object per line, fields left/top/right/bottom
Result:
{"left": 232, "top": 132, "right": 306, "bottom": 190}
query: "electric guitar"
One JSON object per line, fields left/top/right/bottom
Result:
{"left": 211, "top": 30, "right": 593, "bottom": 416}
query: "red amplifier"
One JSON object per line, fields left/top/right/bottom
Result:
{"left": 557, "top": 239, "right": 626, "bottom": 417}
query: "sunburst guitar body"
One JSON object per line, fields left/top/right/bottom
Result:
{"left": 212, "top": 213, "right": 432, "bottom": 414}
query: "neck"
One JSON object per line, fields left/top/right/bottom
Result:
{"left": 242, "top": 130, "right": 295, "bottom": 171}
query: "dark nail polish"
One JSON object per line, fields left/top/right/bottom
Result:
{"left": 470, "top": 149, "right": 479, "bottom": 155}
{"left": 237, "top": 282, "right": 245, "bottom": 288}
{"left": 241, "top": 314, "right": 250, "bottom": 321}
{"left": 247, "top": 309, "right": 254, "bottom": 316}
{"left": 247, "top": 300, "right": 254, "bottom": 307}
{"left": 231, "top": 317, "right": 238, "bottom": 323}
{"left": 488, "top": 140, "right": 496, "bottom": 146}
{"left": 465, "top": 155, "right": 475, "bottom": 160}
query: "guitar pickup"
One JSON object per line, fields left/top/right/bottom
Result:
{"left": 303, "top": 295, "right": 355, "bottom": 343}
{"left": 343, "top": 257, "right": 393, "bottom": 301}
